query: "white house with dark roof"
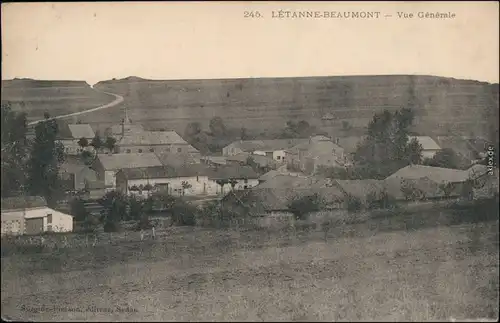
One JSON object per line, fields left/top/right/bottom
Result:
{"left": 93, "top": 153, "right": 163, "bottom": 189}
{"left": 116, "top": 130, "right": 199, "bottom": 156}
{"left": 408, "top": 136, "right": 441, "bottom": 159}
{"left": 1, "top": 196, "right": 73, "bottom": 235}
{"left": 56, "top": 122, "right": 95, "bottom": 155}
{"left": 116, "top": 164, "right": 260, "bottom": 197}
{"left": 222, "top": 138, "right": 311, "bottom": 162}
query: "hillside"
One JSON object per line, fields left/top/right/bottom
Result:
{"left": 91, "top": 75, "right": 499, "bottom": 139}
{"left": 1, "top": 78, "right": 116, "bottom": 123}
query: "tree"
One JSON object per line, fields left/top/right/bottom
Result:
{"left": 90, "top": 132, "right": 103, "bottom": 151}
{"left": 1, "top": 103, "right": 29, "bottom": 197}
{"left": 97, "top": 190, "right": 128, "bottom": 232}
{"left": 104, "top": 136, "right": 117, "bottom": 153}
{"left": 287, "top": 193, "right": 325, "bottom": 220}
{"left": 346, "top": 194, "right": 363, "bottom": 213}
{"left": 26, "top": 114, "right": 65, "bottom": 207}
{"left": 240, "top": 127, "right": 249, "bottom": 140}
{"left": 229, "top": 179, "right": 238, "bottom": 190}
{"left": 80, "top": 150, "right": 94, "bottom": 165}
{"left": 406, "top": 137, "right": 424, "bottom": 165}
{"left": 181, "top": 181, "right": 192, "bottom": 196}
{"left": 209, "top": 117, "right": 227, "bottom": 137}
{"left": 423, "top": 148, "right": 459, "bottom": 169}
{"left": 77, "top": 137, "right": 89, "bottom": 149}
{"left": 353, "top": 108, "right": 421, "bottom": 179}
{"left": 216, "top": 179, "right": 229, "bottom": 195}
{"left": 184, "top": 122, "right": 202, "bottom": 139}
{"left": 69, "top": 197, "right": 98, "bottom": 232}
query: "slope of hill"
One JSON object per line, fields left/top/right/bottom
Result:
{"left": 1, "top": 78, "right": 117, "bottom": 123}
{"left": 92, "top": 75, "right": 499, "bottom": 138}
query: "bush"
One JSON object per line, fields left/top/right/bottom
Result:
{"left": 103, "top": 221, "right": 121, "bottom": 232}
{"left": 346, "top": 194, "right": 363, "bottom": 213}
{"left": 366, "top": 189, "right": 398, "bottom": 210}
{"left": 171, "top": 199, "right": 197, "bottom": 226}
{"left": 288, "top": 193, "right": 325, "bottom": 220}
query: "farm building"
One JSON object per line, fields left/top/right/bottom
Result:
{"left": 59, "top": 156, "right": 100, "bottom": 191}
{"left": 56, "top": 122, "right": 96, "bottom": 155}
{"left": 116, "top": 130, "right": 200, "bottom": 156}
{"left": 1, "top": 196, "right": 73, "bottom": 236}
{"left": 116, "top": 164, "right": 260, "bottom": 197}
{"left": 285, "top": 137, "right": 346, "bottom": 174}
{"left": 226, "top": 152, "right": 277, "bottom": 170}
{"left": 155, "top": 152, "right": 201, "bottom": 167}
{"left": 200, "top": 156, "right": 228, "bottom": 166}
{"left": 222, "top": 138, "right": 313, "bottom": 162}
{"left": 408, "top": 136, "right": 442, "bottom": 159}
{"left": 93, "top": 153, "right": 163, "bottom": 189}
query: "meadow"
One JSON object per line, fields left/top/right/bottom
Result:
{"left": 1, "top": 80, "right": 115, "bottom": 123}
{"left": 2, "top": 202, "right": 498, "bottom": 322}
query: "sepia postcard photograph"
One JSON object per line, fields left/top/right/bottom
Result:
{"left": 1, "top": 1, "right": 499, "bottom": 322}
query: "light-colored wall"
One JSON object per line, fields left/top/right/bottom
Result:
{"left": 120, "top": 176, "right": 260, "bottom": 197}
{"left": 422, "top": 149, "right": 440, "bottom": 160}
{"left": 104, "top": 170, "right": 117, "bottom": 188}
{"left": 59, "top": 139, "right": 82, "bottom": 155}
{"left": 1, "top": 212, "right": 25, "bottom": 235}
{"left": 117, "top": 144, "right": 199, "bottom": 155}
{"left": 1, "top": 207, "right": 73, "bottom": 235}
{"left": 223, "top": 145, "right": 244, "bottom": 157}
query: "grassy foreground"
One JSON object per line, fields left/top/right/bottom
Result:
{"left": 1, "top": 211, "right": 499, "bottom": 321}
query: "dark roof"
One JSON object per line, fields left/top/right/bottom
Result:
{"left": 223, "top": 186, "right": 344, "bottom": 212}
{"left": 226, "top": 138, "right": 309, "bottom": 152}
{"left": 1, "top": 196, "right": 47, "bottom": 211}
{"left": 206, "top": 165, "right": 260, "bottom": 180}
{"left": 118, "top": 165, "right": 208, "bottom": 180}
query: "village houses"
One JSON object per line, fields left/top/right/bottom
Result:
{"left": 285, "top": 136, "right": 347, "bottom": 174}
{"left": 116, "top": 164, "right": 260, "bottom": 197}
{"left": 56, "top": 122, "right": 96, "bottom": 155}
{"left": 92, "top": 153, "right": 164, "bottom": 190}
{"left": 408, "top": 136, "right": 442, "bottom": 159}
{"left": 222, "top": 138, "right": 312, "bottom": 163}
{"left": 1, "top": 196, "right": 73, "bottom": 236}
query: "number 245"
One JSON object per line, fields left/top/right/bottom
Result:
{"left": 244, "top": 11, "right": 262, "bottom": 18}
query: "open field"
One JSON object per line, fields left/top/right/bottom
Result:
{"left": 2, "top": 205, "right": 498, "bottom": 322}
{"left": 88, "top": 75, "right": 499, "bottom": 138}
{"left": 1, "top": 79, "right": 117, "bottom": 123}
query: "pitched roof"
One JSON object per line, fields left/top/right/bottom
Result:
{"left": 118, "top": 131, "right": 195, "bottom": 148}
{"left": 408, "top": 136, "right": 441, "bottom": 151}
{"left": 118, "top": 165, "right": 208, "bottom": 180}
{"left": 386, "top": 165, "right": 469, "bottom": 184}
{"left": 285, "top": 136, "right": 335, "bottom": 154}
{"left": 108, "top": 123, "right": 145, "bottom": 136}
{"left": 224, "top": 186, "right": 344, "bottom": 212}
{"left": 383, "top": 176, "right": 443, "bottom": 200}
{"left": 1, "top": 196, "right": 47, "bottom": 211}
{"left": 304, "top": 140, "right": 344, "bottom": 158}
{"left": 96, "top": 153, "right": 163, "bottom": 170}
{"left": 227, "top": 138, "right": 309, "bottom": 152}
{"left": 258, "top": 170, "right": 281, "bottom": 181}
{"left": 257, "top": 175, "right": 331, "bottom": 189}
{"left": 200, "top": 156, "right": 228, "bottom": 165}
{"left": 227, "top": 153, "right": 275, "bottom": 167}
{"left": 207, "top": 165, "right": 259, "bottom": 180}
{"left": 68, "top": 124, "right": 95, "bottom": 139}
{"left": 336, "top": 136, "right": 366, "bottom": 154}
{"left": 155, "top": 152, "right": 200, "bottom": 167}
{"left": 334, "top": 179, "right": 386, "bottom": 202}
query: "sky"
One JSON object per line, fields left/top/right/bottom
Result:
{"left": 1, "top": 1, "right": 499, "bottom": 86}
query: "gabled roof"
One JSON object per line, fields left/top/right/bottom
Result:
{"left": 200, "top": 156, "right": 227, "bottom": 165}
{"left": 386, "top": 165, "right": 469, "bottom": 184}
{"left": 226, "top": 138, "right": 309, "bottom": 152}
{"left": 336, "top": 136, "right": 366, "bottom": 154}
{"left": 258, "top": 170, "right": 281, "bottom": 182}
{"left": 68, "top": 124, "right": 95, "bottom": 139}
{"left": 1, "top": 196, "right": 47, "bottom": 211}
{"left": 207, "top": 165, "right": 260, "bottom": 180}
{"left": 257, "top": 175, "right": 331, "bottom": 189}
{"left": 155, "top": 152, "right": 200, "bottom": 167}
{"left": 109, "top": 124, "right": 145, "bottom": 136}
{"left": 118, "top": 165, "right": 208, "bottom": 180}
{"left": 96, "top": 153, "right": 163, "bottom": 170}
{"left": 334, "top": 179, "right": 386, "bottom": 202}
{"left": 118, "top": 131, "right": 195, "bottom": 148}
{"left": 383, "top": 176, "right": 444, "bottom": 200}
{"left": 227, "top": 153, "right": 275, "bottom": 167}
{"left": 223, "top": 186, "right": 344, "bottom": 212}
{"left": 408, "top": 136, "right": 441, "bottom": 151}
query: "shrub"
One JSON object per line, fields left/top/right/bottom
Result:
{"left": 346, "top": 194, "right": 362, "bottom": 213}
{"left": 288, "top": 193, "right": 325, "bottom": 220}
{"left": 171, "top": 198, "right": 197, "bottom": 226}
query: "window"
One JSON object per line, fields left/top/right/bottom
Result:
{"left": 138, "top": 149, "right": 143, "bottom": 153}
{"left": 149, "top": 148, "right": 154, "bottom": 152}
{"left": 47, "top": 214, "right": 52, "bottom": 224}
{"left": 177, "top": 147, "right": 182, "bottom": 153}
{"left": 277, "top": 156, "right": 281, "bottom": 160}
{"left": 126, "top": 149, "right": 131, "bottom": 153}
{"left": 244, "top": 179, "right": 248, "bottom": 183}
{"left": 196, "top": 176, "right": 199, "bottom": 182}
